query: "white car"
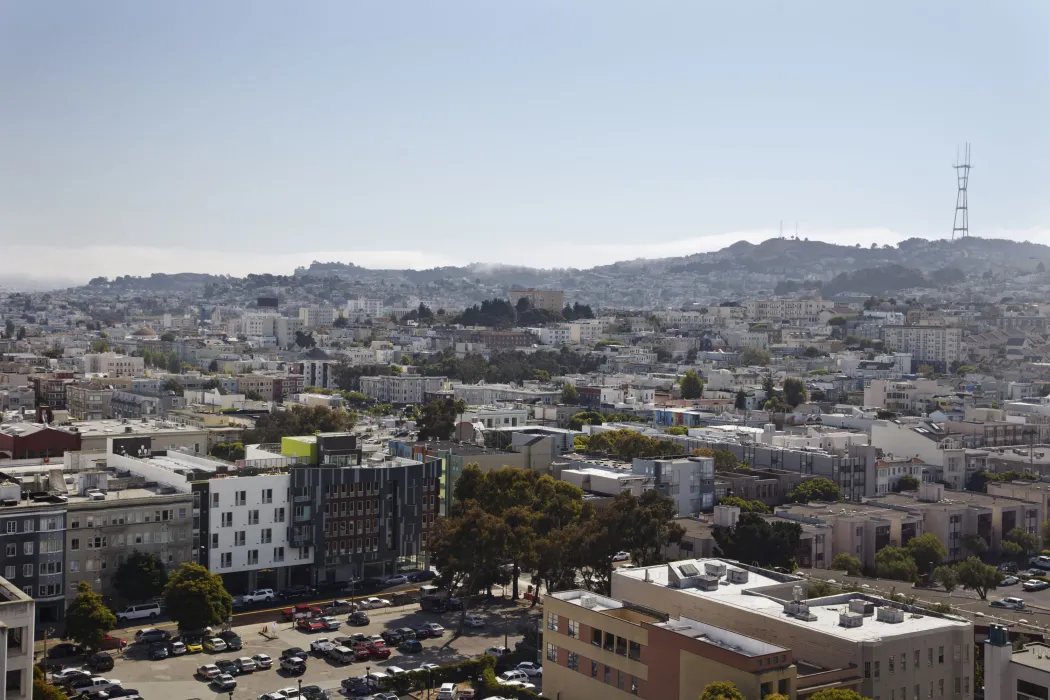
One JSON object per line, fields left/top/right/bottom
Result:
{"left": 499, "top": 680, "right": 536, "bottom": 691}
{"left": 464, "top": 615, "right": 486, "bottom": 628}
{"left": 197, "top": 665, "right": 221, "bottom": 680}
{"left": 359, "top": 597, "right": 391, "bottom": 609}
{"left": 419, "top": 663, "right": 440, "bottom": 671}
{"left": 319, "top": 616, "right": 342, "bottom": 631}
{"left": 516, "top": 662, "right": 542, "bottom": 677}
{"left": 258, "top": 694, "right": 287, "bottom": 700}
{"left": 486, "top": 646, "right": 510, "bottom": 656}
{"left": 241, "top": 588, "right": 276, "bottom": 603}
{"left": 424, "top": 622, "right": 445, "bottom": 636}
{"left": 385, "top": 666, "right": 408, "bottom": 676}
{"left": 309, "top": 638, "right": 335, "bottom": 654}
{"left": 54, "top": 669, "right": 92, "bottom": 683}
{"left": 277, "top": 688, "right": 302, "bottom": 699}
{"left": 498, "top": 670, "right": 528, "bottom": 684}
{"left": 252, "top": 653, "right": 273, "bottom": 669}
{"left": 1001, "top": 575, "right": 1020, "bottom": 586}
{"left": 169, "top": 641, "right": 187, "bottom": 655}
{"left": 385, "top": 574, "right": 409, "bottom": 585}
{"left": 235, "top": 657, "right": 257, "bottom": 673}
{"left": 612, "top": 551, "right": 630, "bottom": 562}
{"left": 213, "top": 674, "right": 237, "bottom": 691}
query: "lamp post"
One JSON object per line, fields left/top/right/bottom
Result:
{"left": 297, "top": 679, "right": 302, "bottom": 699}
{"left": 365, "top": 666, "right": 371, "bottom": 693}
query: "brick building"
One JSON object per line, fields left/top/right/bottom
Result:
{"left": 0, "top": 423, "right": 81, "bottom": 460}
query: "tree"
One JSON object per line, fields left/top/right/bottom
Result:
{"left": 243, "top": 389, "right": 264, "bottom": 401}
{"left": 160, "top": 331, "right": 176, "bottom": 342}
{"left": 163, "top": 563, "right": 233, "bottom": 632}
{"left": 1007, "top": 527, "right": 1042, "bottom": 557}
{"left": 113, "top": 552, "right": 168, "bottom": 602}
{"left": 64, "top": 582, "right": 117, "bottom": 650}
{"left": 738, "top": 347, "right": 772, "bottom": 366}
{"left": 561, "top": 383, "right": 580, "bottom": 405}
{"left": 961, "top": 533, "right": 989, "bottom": 557}
{"left": 533, "top": 369, "right": 550, "bottom": 382}
{"left": 803, "top": 346, "right": 823, "bottom": 358}
{"left": 808, "top": 690, "right": 870, "bottom": 700}
{"left": 831, "top": 553, "right": 862, "bottom": 576}
{"left": 567, "top": 411, "right": 604, "bottom": 431}
{"left": 918, "top": 364, "right": 937, "bottom": 379}
{"left": 166, "top": 352, "right": 181, "bottom": 374}
{"left": 666, "top": 426, "right": 689, "bottom": 436}
{"left": 244, "top": 404, "right": 355, "bottom": 443}
{"left": 3, "top": 319, "right": 13, "bottom": 338}
{"left": 762, "top": 373, "right": 776, "bottom": 398}
{"left": 699, "top": 681, "right": 746, "bottom": 700}
{"left": 679, "top": 370, "right": 704, "bottom": 399}
{"left": 785, "top": 478, "right": 840, "bottom": 504}
{"left": 416, "top": 398, "right": 467, "bottom": 441}
{"left": 907, "top": 532, "right": 947, "bottom": 575}
{"left": 162, "top": 378, "right": 184, "bottom": 395}
{"left": 711, "top": 512, "right": 801, "bottom": 570}
{"left": 734, "top": 389, "right": 747, "bottom": 410}
{"left": 933, "top": 565, "right": 959, "bottom": 594}
{"left": 893, "top": 475, "right": 920, "bottom": 492}
{"left": 295, "top": 330, "right": 316, "bottom": 348}
{"left": 956, "top": 556, "right": 999, "bottom": 600}
{"left": 717, "top": 496, "right": 769, "bottom": 514}
{"left": 875, "top": 546, "right": 918, "bottom": 582}
{"left": 430, "top": 505, "right": 508, "bottom": 631}
{"left": 16, "top": 326, "right": 26, "bottom": 340}
{"left": 783, "top": 378, "right": 807, "bottom": 407}
{"left": 211, "top": 442, "right": 246, "bottom": 461}
{"left": 207, "top": 359, "right": 220, "bottom": 372}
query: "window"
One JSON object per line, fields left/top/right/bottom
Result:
{"left": 274, "top": 507, "right": 285, "bottom": 523}
{"left": 938, "top": 679, "right": 944, "bottom": 698}
{"left": 902, "top": 653, "right": 907, "bottom": 671}
{"left": 615, "top": 636, "right": 627, "bottom": 656}
{"left": 5, "top": 543, "right": 14, "bottom": 556}
{"left": 567, "top": 652, "right": 578, "bottom": 671}
{"left": 22, "top": 564, "right": 33, "bottom": 577}
{"left": 3, "top": 566, "right": 13, "bottom": 579}
{"left": 546, "top": 611, "right": 558, "bottom": 632}
{"left": 69, "top": 560, "right": 79, "bottom": 572}
{"left": 221, "top": 512, "right": 232, "bottom": 527}
{"left": 24, "top": 520, "right": 33, "bottom": 532}
{"left": 220, "top": 552, "right": 232, "bottom": 568}
{"left": 914, "top": 685, "right": 920, "bottom": 700}
{"left": 591, "top": 628, "right": 602, "bottom": 647}
{"left": 235, "top": 531, "right": 245, "bottom": 546}
{"left": 591, "top": 661, "right": 598, "bottom": 678}
{"left": 914, "top": 650, "right": 919, "bottom": 668}
{"left": 211, "top": 493, "right": 220, "bottom": 508}
{"left": 954, "top": 679, "right": 961, "bottom": 695}
{"left": 929, "top": 681, "right": 933, "bottom": 698}
{"left": 632, "top": 676, "right": 639, "bottom": 695}
{"left": 178, "top": 508, "right": 187, "bottom": 520}
{"left": 604, "top": 665, "right": 611, "bottom": 684}
{"left": 262, "top": 489, "right": 272, "bottom": 504}
{"left": 235, "top": 491, "right": 246, "bottom": 506}
{"left": 567, "top": 620, "right": 579, "bottom": 638}
{"left": 629, "top": 640, "right": 641, "bottom": 660}
{"left": 604, "top": 632, "right": 614, "bottom": 652}
{"left": 890, "top": 655, "right": 895, "bottom": 674}
{"left": 211, "top": 534, "right": 219, "bottom": 549}
{"left": 928, "top": 648, "right": 933, "bottom": 667}
{"left": 546, "top": 643, "right": 558, "bottom": 662}
{"left": 964, "top": 678, "right": 969, "bottom": 694}
{"left": 261, "top": 528, "right": 272, "bottom": 544}
{"left": 274, "top": 547, "right": 285, "bottom": 562}
{"left": 874, "top": 660, "right": 880, "bottom": 679}
{"left": 248, "top": 510, "right": 259, "bottom": 525}
{"left": 618, "top": 670, "right": 625, "bottom": 690}
{"left": 865, "top": 662, "right": 871, "bottom": 679}
{"left": 248, "top": 550, "right": 258, "bottom": 565}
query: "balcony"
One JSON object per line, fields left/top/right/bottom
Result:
{"left": 293, "top": 494, "right": 313, "bottom": 504}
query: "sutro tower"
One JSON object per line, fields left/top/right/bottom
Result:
{"left": 951, "top": 143, "right": 972, "bottom": 241}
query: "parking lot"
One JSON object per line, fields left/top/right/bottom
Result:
{"left": 47, "top": 598, "right": 541, "bottom": 700}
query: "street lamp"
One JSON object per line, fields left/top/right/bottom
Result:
{"left": 297, "top": 679, "right": 302, "bottom": 698}
{"left": 365, "top": 666, "right": 371, "bottom": 692}
{"left": 227, "top": 691, "right": 233, "bottom": 700}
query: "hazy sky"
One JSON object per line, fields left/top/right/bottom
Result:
{"left": 2, "top": 1, "right": 1048, "bottom": 282}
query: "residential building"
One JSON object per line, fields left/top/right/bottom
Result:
{"left": 509, "top": 288, "right": 565, "bottom": 311}
{"left": 0, "top": 576, "right": 34, "bottom": 700}
{"left": 543, "top": 589, "right": 799, "bottom": 700}
{"left": 874, "top": 456, "right": 927, "bottom": 494}
{"left": 359, "top": 375, "right": 445, "bottom": 404}
{"left": 455, "top": 405, "right": 529, "bottom": 430}
{"left": 298, "top": 305, "right": 336, "bottom": 329}
{"left": 82, "top": 352, "right": 145, "bottom": 377}
{"left": 612, "top": 559, "right": 974, "bottom": 700}
{"left": 302, "top": 359, "right": 338, "bottom": 391}
{"left": 454, "top": 329, "right": 536, "bottom": 351}
{"left": 69, "top": 418, "right": 210, "bottom": 454}
{"left": 346, "top": 299, "right": 384, "bottom": 319}
{"left": 863, "top": 379, "right": 941, "bottom": 412}
{"left": 453, "top": 382, "right": 561, "bottom": 405}
{"left": 881, "top": 326, "right": 963, "bottom": 369}
{"left": 743, "top": 299, "right": 835, "bottom": 320}
{"left": 110, "top": 390, "right": 163, "bottom": 419}
{"left": 537, "top": 325, "right": 574, "bottom": 346}
{"left": 0, "top": 478, "right": 67, "bottom": 625}
{"left": 237, "top": 374, "right": 278, "bottom": 401}
{"left": 713, "top": 468, "right": 810, "bottom": 508}
{"left": 632, "top": 456, "right": 716, "bottom": 515}
{"left": 65, "top": 383, "right": 115, "bottom": 420}
{"left": 984, "top": 625, "right": 1050, "bottom": 700}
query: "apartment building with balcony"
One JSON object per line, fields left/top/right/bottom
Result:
{"left": 543, "top": 589, "right": 799, "bottom": 700}
{"left": 359, "top": 375, "right": 446, "bottom": 404}
{"left": 66, "top": 383, "right": 114, "bottom": 420}
{"left": 881, "top": 326, "right": 963, "bottom": 370}
{"left": 612, "top": 559, "right": 973, "bottom": 700}
{"left": 82, "top": 352, "right": 145, "bottom": 377}
{"left": 0, "top": 576, "right": 35, "bottom": 700}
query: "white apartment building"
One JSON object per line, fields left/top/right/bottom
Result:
{"left": 882, "top": 326, "right": 963, "bottom": 368}
{"left": 863, "top": 379, "right": 941, "bottom": 412}
{"left": 303, "top": 359, "right": 338, "bottom": 390}
{"left": 236, "top": 313, "right": 303, "bottom": 347}
{"left": 82, "top": 352, "right": 145, "bottom": 377}
{"left": 299, "top": 306, "right": 336, "bottom": 329}
{"left": 458, "top": 405, "right": 529, "bottom": 429}
{"left": 537, "top": 325, "right": 573, "bottom": 346}
{"left": 744, "top": 299, "right": 835, "bottom": 320}
{"left": 570, "top": 319, "right": 604, "bottom": 344}
{"left": 359, "top": 375, "right": 445, "bottom": 404}
{"left": 0, "top": 577, "right": 34, "bottom": 700}
{"left": 346, "top": 299, "right": 384, "bottom": 319}
{"left": 985, "top": 626, "right": 1050, "bottom": 700}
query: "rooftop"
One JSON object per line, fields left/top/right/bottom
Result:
{"left": 66, "top": 418, "right": 207, "bottom": 437}
{"left": 1011, "top": 642, "right": 1050, "bottom": 673}
{"left": 615, "top": 558, "right": 969, "bottom": 641}
{"left": 654, "top": 616, "right": 788, "bottom": 657}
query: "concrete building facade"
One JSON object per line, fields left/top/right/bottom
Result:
{"left": 0, "top": 577, "right": 35, "bottom": 700}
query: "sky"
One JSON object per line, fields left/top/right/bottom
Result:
{"left": 1, "top": 1, "right": 1048, "bottom": 284}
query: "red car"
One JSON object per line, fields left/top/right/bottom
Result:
{"left": 353, "top": 645, "right": 372, "bottom": 661}
{"left": 97, "top": 636, "right": 127, "bottom": 651}
{"left": 367, "top": 643, "right": 390, "bottom": 659}
{"left": 296, "top": 619, "right": 325, "bottom": 633}
{"left": 282, "top": 604, "right": 322, "bottom": 621}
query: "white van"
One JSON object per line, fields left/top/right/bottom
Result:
{"left": 116, "top": 603, "right": 161, "bottom": 622}
{"left": 436, "top": 683, "right": 458, "bottom": 700}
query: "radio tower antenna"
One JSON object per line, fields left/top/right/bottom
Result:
{"left": 952, "top": 143, "right": 972, "bottom": 241}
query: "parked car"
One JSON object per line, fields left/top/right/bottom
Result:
{"left": 398, "top": 639, "right": 422, "bottom": 654}
{"left": 203, "top": 637, "right": 228, "bottom": 653}
{"left": 251, "top": 653, "right": 273, "bottom": 669}
{"left": 358, "top": 597, "right": 391, "bottom": 609}
{"left": 319, "top": 616, "right": 342, "bottom": 631}
{"left": 384, "top": 574, "right": 409, "bottom": 586}
{"left": 134, "top": 628, "right": 170, "bottom": 644}
{"left": 1001, "top": 575, "right": 1020, "bottom": 586}
{"left": 234, "top": 657, "right": 257, "bottom": 673}
{"left": 385, "top": 666, "right": 408, "bottom": 676}
{"left": 498, "top": 670, "right": 529, "bottom": 684}
{"left": 1024, "top": 579, "right": 1050, "bottom": 592}
{"left": 408, "top": 570, "right": 437, "bottom": 583}
{"left": 1000, "top": 562, "right": 1020, "bottom": 573}
{"left": 1031, "top": 555, "right": 1050, "bottom": 570}
{"left": 48, "top": 643, "right": 82, "bottom": 658}
{"left": 300, "top": 686, "right": 329, "bottom": 700}
{"left": 612, "top": 551, "right": 630, "bottom": 562}
{"left": 464, "top": 615, "right": 486, "bottom": 628}
{"left": 278, "top": 585, "right": 318, "bottom": 600}
{"left": 116, "top": 603, "right": 161, "bottom": 622}
{"left": 379, "top": 630, "right": 403, "bottom": 646}
{"left": 168, "top": 641, "right": 187, "bottom": 655}
{"left": 241, "top": 589, "right": 276, "bottom": 604}
{"left": 218, "top": 630, "right": 243, "bottom": 650}
{"left": 423, "top": 622, "right": 445, "bottom": 637}
{"left": 148, "top": 642, "right": 169, "bottom": 660}
{"left": 280, "top": 657, "right": 307, "bottom": 675}
{"left": 327, "top": 646, "right": 355, "bottom": 664}
{"left": 104, "top": 688, "right": 140, "bottom": 699}
{"left": 281, "top": 604, "right": 323, "bottom": 622}
{"left": 54, "top": 669, "right": 92, "bottom": 686}
{"left": 396, "top": 627, "right": 416, "bottom": 640}
{"left": 215, "top": 660, "right": 239, "bottom": 676}
{"left": 309, "top": 638, "right": 336, "bottom": 655}
{"left": 86, "top": 653, "right": 114, "bottom": 673}
{"left": 368, "top": 643, "right": 391, "bottom": 659}
{"left": 213, "top": 674, "right": 237, "bottom": 691}
{"left": 300, "top": 619, "right": 326, "bottom": 633}
{"left": 411, "top": 624, "right": 432, "bottom": 639}
{"left": 183, "top": 638, "right": 204, "bottom": 653}
{"left": 516, "top": 662, "right": 543, "bottom": 677}
{"left": 992, "top": 597, "right": 1027, "bottom": 610}
{"left": 486, "top": 646, "right": 511, "bottom": 656}
{"left": 280, "top": 647, "right": 307, "bottom": 660}
{"left": 348, "top": 611, "right": 369, "bottom": 626}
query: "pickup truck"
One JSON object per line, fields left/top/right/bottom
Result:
{"left": 309, "top": 638, "right": 336, "bottom": 655}
{"left": 73, "top": 679, "right": 122, "bottom": 697}
{"left": 281, "top": 604, "right": 323, "bottom": 621}
{"left": 296, "top": 619, "right": 325, "bottom": 633}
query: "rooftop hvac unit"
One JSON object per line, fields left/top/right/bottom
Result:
{"left": 727, "top": 568, "right": 749, "bottom": 584}
{"left": 783, "top": 600, "right": 817, "bottom": 622}
{"left": 839, "top": 612, "right": 864, "bottom": 628}
{"left": 579, "top": 596, "right": 597, "bottom": 609}
{"left": 695, "top": 575, "right": 721, "bottom": 592}
{"left": 87, "top": 491, "right": 105, "bottom": 501}
{"left": 705, "top": 562, "right": 727, "bottom": 577}
{"left": 849, "top": 599, "right": 875, "bottom": 616}
{"left": 877, "top": 607, "right": 906, "bottom": 624}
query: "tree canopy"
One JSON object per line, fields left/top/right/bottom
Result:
{"left": 785, "top": 478, "right": 840, "bottom": 504}
{"left": 567, "top": 411, "right": 604, "bottom": 431}
{"left": 956, "top": 557, "right": 999, "bottom": 600}
{"left": 113, "top": 551, "right": 168, "bottom": 602}
{"left": 560, "top": 383, "right": 580, "bottom": 405}
{"left": 717, "top": 496, "right": 770, "bottom": 514}
{"left": 583, "top": 429, "right": 683, "bottom": 460}
{"left": 783, "top": 377, "right": 807, "bottom": 407}
{"left": 416, "top": 398, "right": 467, "bottom": 441}
{"left": 65, "top": 582, "right": 117, "bottom": 650}
{"left": 893, "top": 475, "right": 921, "bottom": 492}
{"left": 699, "top": 681, "right": 746, "bottom": 700}
{"left": 933, "top": 565, "right": 958, "bottom": 594}
{"left": 738, "top": 347, "right": 772, "bottom": 366}
{"left": 875, "top": 546, "right": 918, "bottom": 582}
{"left": 712, "top": 512, "right": 801, "bottom": 570}
{"left": 906, "top": 532, "right": 947, "bottom": 575}
{"left": 679, "top": 370, "right": 704, "bottom": 399}
{"left": 244, "top": 404, "right": 355, "bottom": 443}
{"left": 831, "top": 552, "right": 862, "bottom": 576}
{"left": 163, "top": 563, "right": 233, "bottom": 631}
